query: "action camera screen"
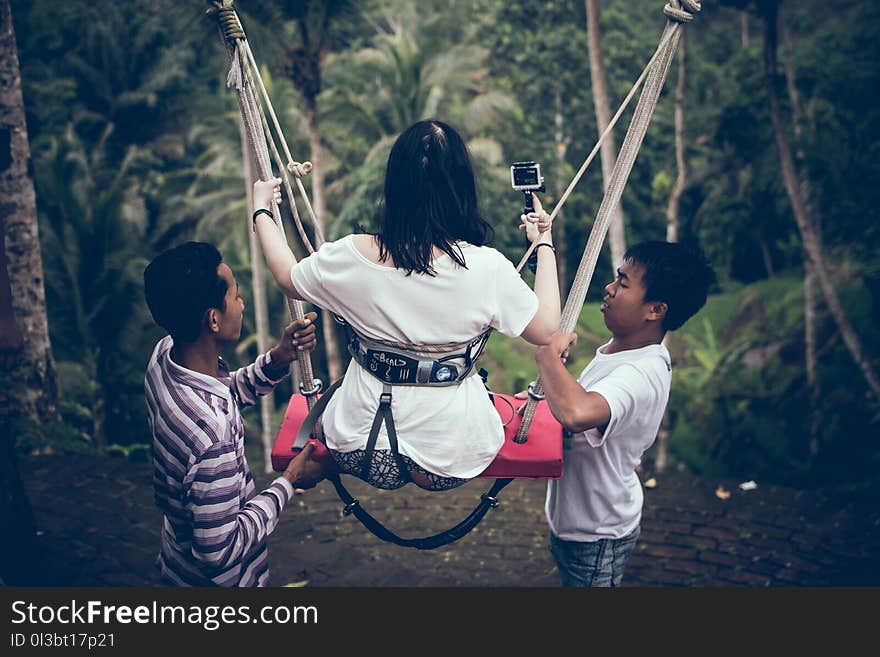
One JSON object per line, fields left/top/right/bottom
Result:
{"left": 512, "top": 166, "right": 539, "bottom": 186}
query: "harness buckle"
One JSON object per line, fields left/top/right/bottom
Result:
{"left": 343, "top": 499, "right": 361, "bottom": 516}
{"left": 527, "top": 381, "right": 545, "bottom": 402}
{"left": 379, "top": 392, "right": 392, "bottom": 407}
{"left": 300, "top": 378, "right": 323, "bottom": 397}
{"left": 481, "top": 493, "right": 500, "bottom": 508}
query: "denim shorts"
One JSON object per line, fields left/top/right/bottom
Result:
{"left": 549, "top": 526, "right": 641, "bottom": 587}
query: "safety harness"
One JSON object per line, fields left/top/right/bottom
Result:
{"left": 292, "top": 320, "right": 512, "bottom": 550}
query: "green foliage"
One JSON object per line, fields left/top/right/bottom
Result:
{"left": 105, "top": 443, "right": 152, "bottom": 462}
{"left": 8, "top": 0, "right": 878, "bottom": 486}
{"left": 320, "top": 1, "right": 517, "bottom": 236}
{"left": 668, "top": 275, "right": 879, "bottom": 485}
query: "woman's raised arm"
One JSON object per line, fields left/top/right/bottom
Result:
{"left": 519, "top": 194, "right": 561, "bottom": 345}
{"left": 252, "top": 178, "right": 305, "bottom": 301}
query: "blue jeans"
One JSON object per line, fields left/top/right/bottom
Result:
{"left": 550, "top": 526, "right": 641, "bottom": 587}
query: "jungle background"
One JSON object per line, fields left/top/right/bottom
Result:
{"left": 2, "top": 0, "right": 879, "bottom": 585}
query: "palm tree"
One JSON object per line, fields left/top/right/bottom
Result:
{"left": 321, "top": 6, "right": 517, "bottom": 234}
{"left": 0, "top": 0, "right": 57, "bottom": 585}
{"left": 35, "top": 128, "right": 153, "bottom": 449}
{"left": 0, "top": 0, "right": 58, "bottom": 426}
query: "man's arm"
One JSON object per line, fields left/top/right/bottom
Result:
{"left": 535, "top": 332, "right": 611, "bottom": 434}
{"left": 186, "top": 442, "right": 321, "bottom": 581}
{"left": 230, "top": 313, "right": 317, "bottom": 405}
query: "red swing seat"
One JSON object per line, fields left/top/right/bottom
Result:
{"left": 271, "top": 391, "right": 563, "bottom": 479}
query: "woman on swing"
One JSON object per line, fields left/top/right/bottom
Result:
{"left": 253, "top": 120, "right": 560, "bottom": 491}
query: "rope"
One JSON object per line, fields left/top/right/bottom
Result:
{"left": 515, "top": 24, "right": 677, "bottom": 274}
{"left": 209, "top": 1, "right": 325, "bottom": 255}
{"left": 211, "top": 0, "right": 244, "bottom": 41}
{"left": 248, "top": 75, "right": 318, "bottom": 254}
{"left": 241, "top": 39, "right": 325, "bottom": 246}
{"left": 513, "top": 0, "right": 700, "bottom": 442}
{"left": 208, "top": 1, "right": 324, "bottom": 420}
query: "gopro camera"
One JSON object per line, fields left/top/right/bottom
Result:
{"left": 510, "top": 161, "right": 545, "bottom": 213}
{"left": 510, "top": 161, "right": 544, "bottom": 191}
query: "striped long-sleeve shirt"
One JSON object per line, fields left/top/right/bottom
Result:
{"left": 144, "top": 335, "right": 293, "bottom": 587}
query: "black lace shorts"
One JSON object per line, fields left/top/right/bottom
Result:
{"left": 328, "top": 448, "right": 469, "bottom": 491}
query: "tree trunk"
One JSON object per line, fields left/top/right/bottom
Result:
{"left": 656, "top": 37, "right": 689, "bottom": 474}
{"left": 741, "top": 12, "right": 750, "bottom": 48}
{"left": 586, "top": 0, "right": 627, "bottom": 270}
{"left": 759, "top": 235, "right": 775, "bottom": 278}
{"left": 781, "top": 16, "right": 819, "bottom": 236}
{"left": 240, "top": 121, "right": 276, "bottom": 474}
{"left": 763, "top": 2, "right": 880, "bottom": 404}
{"left": 553, "top": 88, "right": 569, "bottom": 292}
{"left": 781, "top": 12, "right": 821, "bottom": 455}
{"left": 90, "top": 359, "right": 105, "bottom": 449}
{"left": 804, "top": 261, "right": 820, "bottom": 456}
{"left": 306, "top": 104, "right": 342, "bottom": 382}
{"left": 0, "top": 0, "right": 54, "bottom": 584}
{"left": 0, "top": 0, "right": 58, "bottom": 425}
{"left": 655, "top": 409, "right": 670, "bottom": 473}
{"left": 665, "top": 33, "right": 686, "bottom": 244}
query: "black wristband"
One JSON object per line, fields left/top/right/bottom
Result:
{"left": 252, "top": 208, "right": 274, "bottom": 231}
{"left": 527, "top": 242, "right": 556, "bottom": 273}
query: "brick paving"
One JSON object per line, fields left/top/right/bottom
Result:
{"left": 18, "top": 451, "right": 880, "bottom": 587}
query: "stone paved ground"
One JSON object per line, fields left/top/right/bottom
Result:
{"left": 19, "top": 451, "right": 880, "bottom": 587}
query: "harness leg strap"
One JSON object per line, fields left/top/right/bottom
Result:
{"left": 361, "top": 384, "right": 409, "bottom": 482}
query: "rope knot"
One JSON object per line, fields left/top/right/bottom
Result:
{"left": 663, "top": 0, "right": 701, "bottom": 23}
{"left": 207, "top": 1, "right": 245, "bottom": 42}
{"left": 287, "top": 161, "right": 313, "bottom": 178}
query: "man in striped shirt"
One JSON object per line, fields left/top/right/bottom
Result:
{"left": 143, "top": 242, "right": 324, "bottom": 586}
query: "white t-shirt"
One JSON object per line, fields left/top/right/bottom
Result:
{"left": 290, "top": 235, "right": 539, "bottom": 478}
{"left": 545, "top": 340, "right": 671, "bottom": 541}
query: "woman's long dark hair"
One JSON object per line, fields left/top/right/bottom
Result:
{"left": 376, "top": 120, "right": 494, "bottom": 275}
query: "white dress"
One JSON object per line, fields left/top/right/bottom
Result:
{"left": 290, "top": 235, "right": 538, "bottom": 478}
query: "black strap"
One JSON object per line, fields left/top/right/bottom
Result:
{"left": 292, "top": 379, "right": 513, "bottom": 550}
{"left": 361, "top": 384, "right": 409, "bottom": 481}
{"left": 252, "top": 208, "right": 274, "bottom": 232}
{"left": 328, "top": 472, "right": 513, "bottom": 550}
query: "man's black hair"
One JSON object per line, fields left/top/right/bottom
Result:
{"left": 143, "top": 242, "right": 228, "bottom": 343}
{"left": 377, "top": 119, "right": 494, "bottom": 276}
{"left": 623, "top": 241, "right": 715, "bottom": 331}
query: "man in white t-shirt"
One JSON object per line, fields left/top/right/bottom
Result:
{"left": 534, "top": 241, "right": 713, "bottom": 587}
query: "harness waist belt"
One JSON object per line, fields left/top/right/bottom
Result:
{"left": 347, "top": 330, "right": 490, "bottom": 386}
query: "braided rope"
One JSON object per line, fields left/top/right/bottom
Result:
{"left": 515, "top": 24, "right": 678, "bottom": 274}
{"left": 248, "top": 73, "right": 318, "bottom": 254}
{"left": 514, "top": 0, "right": 699, "bottom": 442}
{"left": 209, "top": 1, "right": 245, "bottom": 41}
{"left": 210, "top": 2, "right": 323, "bottom": 416}
{"left": 241, "top": 40, "right": 325, "bottom": 247}
{"left": 664, "top": 0, "right": 701, "bottom": 23}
